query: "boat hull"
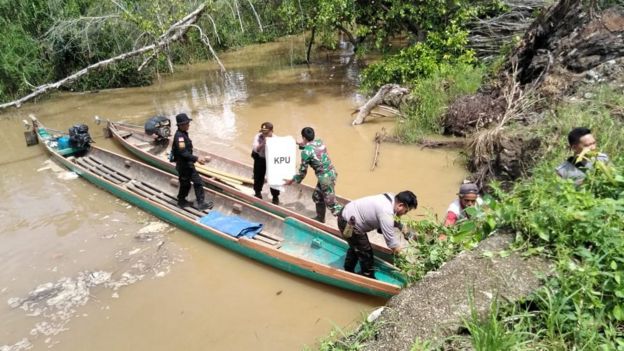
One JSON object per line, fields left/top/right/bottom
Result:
{"left": 107, "top": 121, "right": 396, "bottom": 262}
{"left": 33, "top": 124, "right": 405, "bottom": 298}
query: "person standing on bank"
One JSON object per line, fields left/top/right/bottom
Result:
{"left": 556, "top": 127, "right": 609, "bottom": 184}
{"left": 251, "top": 122, "right": 280, "bottom": 205}
{"left": 171, "top": 113, "right": 213, "bottom": 210}
{"left": 284, "top": 127, "right": 341, "bottom": 223}
{"left": 337, "top": 191, "right": 418, "bottom": 279}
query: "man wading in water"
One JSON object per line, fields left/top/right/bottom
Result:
{"left": 443, "top": 183, "right": 483, "bottom": 227}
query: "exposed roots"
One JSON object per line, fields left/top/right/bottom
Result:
{"left": 468, "top": 62, "right": 544, "bottom": 186}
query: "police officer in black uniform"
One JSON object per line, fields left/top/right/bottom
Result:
{"left": 171, "top": 113, "right": 213, "bottom": 210}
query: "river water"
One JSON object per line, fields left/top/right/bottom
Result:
{"left": 0, "top": 37, "right": 466, "bottom": 350}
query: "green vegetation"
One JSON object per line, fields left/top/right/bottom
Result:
{"left": 464, "top": 297, "right": 523, "bottom": 350}
{"left": 317, "top": 85, "right": 624, "bottom": 350}
{"left": 455, "top": 86, "right": 624, "bottom": 349}
{"left": 396, "top": 63, "right": 485, "bottom": 142}
{"left": 0, "top": 0, "right": 286, "bottom": 104}
{"left": 353, "top": 0, "right": 505, "bottom": 141}
{"left": 307, "top": 317, "right": 380, "bottom": 351}
{"left": 0, "top": 0, "right": 506, "bottom": 109}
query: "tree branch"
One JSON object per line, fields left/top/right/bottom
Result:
{"left": 0, "top": 4, "right": 209, "bottom": 110}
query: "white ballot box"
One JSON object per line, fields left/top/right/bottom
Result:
{"left": 265, "top": 136, "right": 296, "bottom": 192}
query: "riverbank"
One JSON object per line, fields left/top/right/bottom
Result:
{"left": 317, "top": 1, "right": 624, "bottom": 349}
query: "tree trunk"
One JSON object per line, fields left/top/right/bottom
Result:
{"left": 352, "top": 84, "right": 409, "bottom": 125}
{"left": 512, "top": 0, "right": 624, "bottom": 86}
{"left": 0, "top": 4, "right": 217, "bottom": 110}
{"left": 306, "top": 26, "right": 316, "bottom": 64}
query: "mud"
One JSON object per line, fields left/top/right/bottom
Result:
{"left": 443, "top": 3, "right": 624, "bottom": 187}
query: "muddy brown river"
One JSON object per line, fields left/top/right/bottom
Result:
{"left": 0, "top": 37, "right": 466, "bottom": 350}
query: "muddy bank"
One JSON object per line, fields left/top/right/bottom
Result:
{"left": 362, "top": 234, "right": 551, "bottom": 350}
{"left": 443, "top": 1, "right": 624, "bottom": 186}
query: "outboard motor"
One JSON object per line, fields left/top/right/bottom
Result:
{"left": 144, "top": 116, "right": 171, "bottom": 144}
{"left": 68, "top": 124, "right": 93, "bottom": 149}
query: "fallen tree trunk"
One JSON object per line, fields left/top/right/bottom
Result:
{"left": 0, "top": 4, "right": 221, "bottom": 111}
{"left": 377, "top": 134, "right": 467, "bottom": 149}
{"left": 352, "top": 84, "right": 409, "bottom": 125}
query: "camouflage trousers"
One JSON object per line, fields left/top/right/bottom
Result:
{"left": 312, "top": 173, "right": 343, "bottom": 215}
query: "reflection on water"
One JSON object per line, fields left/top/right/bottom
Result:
{"left": 0, "top": 36, "right": 466, "bottom": 350}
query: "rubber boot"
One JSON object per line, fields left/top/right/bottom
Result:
{"left": 178, "top": 199, "right": 192, "bottom": 208}
{"left": 197, "top": 201, "right": 213, "bottom": 211}
{"left": 312, "top": 203, "right": 326, "bottom": 223}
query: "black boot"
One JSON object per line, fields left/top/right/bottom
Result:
{"left": 254, "top": 192, "right": 262, "bottom": 200}
{"left": 196, "top": 200, "right": 214, "bottom": 210}
{"left": 272, "top": 196, "right": 279, "bottom": 205}
{"left": 178, "top": 199, "right": 192, "bottom": 208}
{"left": 312, "top": 203, "right": 326, "bottom": 223}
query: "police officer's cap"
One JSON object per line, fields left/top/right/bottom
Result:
{"left": 259, "top": 122, "right": 273, "bottom": 132}
{"left": 176, "top": 113, "right": 192, "bottom": 125}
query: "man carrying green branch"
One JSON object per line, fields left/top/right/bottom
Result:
{"left": 556, "top": 127, "right": 609, "bottom": 184}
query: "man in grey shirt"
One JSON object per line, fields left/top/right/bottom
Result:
{"left": 337, "top": 191, "right": 417, "bottom": 279}
{"left": 556, "top": 127, "right": 609, "bottom": 184}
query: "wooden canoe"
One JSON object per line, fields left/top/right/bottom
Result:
{"left": 107, "top": 121, "right": 396, "bottom": 261}
{"left": 32, "top": 119, "right": 406, "bottom": 298}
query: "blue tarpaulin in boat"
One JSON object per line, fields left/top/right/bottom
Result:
{"left": 198, "top": 211, "right": 263, "bottom": 238}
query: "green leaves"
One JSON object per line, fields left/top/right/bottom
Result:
{"left": 612, "top": 305, "right": 624, "bottom": 321}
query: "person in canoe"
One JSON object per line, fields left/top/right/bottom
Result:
{"left": 251, "top": 122, "right": 281, "bottom": 205}
{"left": 337, "top": 191, "right": 418, "bottom": 279}
{"left": 170, "top": 113, "right": 213, "bottom": 210}
{"left": 284, "top": 127, "right": 341, "bottom": 223}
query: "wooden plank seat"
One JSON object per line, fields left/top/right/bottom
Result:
{"left": 80, "top": 157, "right": 130, "bottom": 183}
{"left": 135, "top": 142, "right": 152, "bottom": 149}
{"left": 126, "top": 181, "right": 205, "bottom": 218}
{"left": 77, "top": 154, "right": 283, "bottom": 248}
{"left": 127, "top": 181, "right": 281, "bottom": 247}
{"left": 74, "top": 158, "right": 126, "bottom": 185}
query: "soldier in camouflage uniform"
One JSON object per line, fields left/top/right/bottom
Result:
{"left": 285, "top": 127, "right": 342, "bottom": 223}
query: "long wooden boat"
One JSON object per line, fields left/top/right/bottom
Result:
{"left": 31, "top": 119, "right": 406, "bottom": 298}
{"left": 106, "top": 121, "right": 396, "bottom": 261}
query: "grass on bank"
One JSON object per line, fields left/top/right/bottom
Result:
{"left": 461, "top": 85, "right": 624, "bottom": 350}
{"left": 316, "top": 85, "right": 624, "bottom": 350}
{"left": 396, "top": 63, "right": 485, "bottom": 143}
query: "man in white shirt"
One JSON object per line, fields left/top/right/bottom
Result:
{"left": 251, "top": 122, "right": 280, "bottom": 204}
{"left": 337, "top": 191, "right": 418, "bottom": 279}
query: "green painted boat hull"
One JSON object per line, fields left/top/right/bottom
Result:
{"left": 35, "top": 127, "right": 406, "bottom": 298}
